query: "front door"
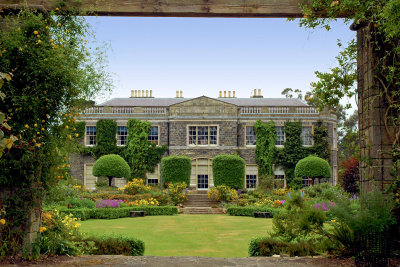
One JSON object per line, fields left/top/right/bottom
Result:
{"left": 197, "top": 174, "right": 209, "bottom": 189}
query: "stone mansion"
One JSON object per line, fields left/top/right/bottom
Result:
{"left": 71, "top": 89, "right": 338, "bottom": 190}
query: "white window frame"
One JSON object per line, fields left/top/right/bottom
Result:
{"left": 275, "top": 126, "right": 285, "bottom": 147}
{"left": 301, "top": 126, "right": 314, "bottom": 146}
{"left": 246, "top": 174, "right": 257, "bottom": 189}
{"left": 85, "top": 126, "right": 96, "bottom": 146}
{"left": 187, "top": 125, "right": 219, "bottom": 146}
{"left": 245, "top": 126, "right": 256, "bottom": 146}
{"left": 148, "top": 125, "right": 160, "bottom": 145}
{"left": 117, "top": 126, "right": 128, "bottom": 146}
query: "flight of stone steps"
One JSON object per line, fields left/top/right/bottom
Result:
{"left": 181, "top": 190, "right": 224, "bottom": 214}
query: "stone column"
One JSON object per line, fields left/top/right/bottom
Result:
{"left": 356, "top": 24, "right": 395, "bottom": 191}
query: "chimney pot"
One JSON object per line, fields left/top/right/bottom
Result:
{"left": 138, "top": 90, "right": 141, "bottom": 97}
{"left": 233, "top": 91, "right": 236, "bottom": 98}
{"left": 146, "top": 90, "right": 149, "bottom": 97}
{"left": 219, "top": 91, "right": 222, "bottom": 98}
{"left": 228, "top": 91, "right": 231, "bottom": 98}
{"left": 142, "top": 90, "right": 145, "bottom": 97}
{"left": 253, "top": 89, "right": 257, "bottom": 97}
{"left": 180, "top": 90, "right": 183, "bottom": 98}
{"left": 224, "top": 91, "right": 226, "bottom": 98}
{"left": 176, "top": 90, "right": 179, "bottom": 98}
{"left": 150, "top": 90, "right": 153, "bottom": 97}
{"left": 131, "top": 90, "right": 134, "bottom": 98}
{"left": 258, "top": 89, "right": 261, "bottom": 96}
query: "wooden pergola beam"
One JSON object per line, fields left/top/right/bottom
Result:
{"left": 0, "top": 0, "right": 304, "bottom": 18}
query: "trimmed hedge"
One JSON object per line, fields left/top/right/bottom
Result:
{"left": 86, "top": 235, "right": 145, "bottom": 256}
{"left": 161, "top": 156, "right": 191, "bottom": 185}
{"left": 249, "top": 237, "right": 318, "bottom": 257}
{"left": 48, "top": 206, "right": 178, "bottom": 221}
{"left": 226, "top": 206, "right": 282, "bottom": 217}
{"left": 93, "top": 154, "right": 131, "bottom": 179}
{"left": 212, "top": 155, "right": 245, "bottom": 189}
{"left": 295, "top": 155, "right": 332, "bottom": 179}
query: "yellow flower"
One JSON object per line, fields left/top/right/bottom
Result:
{"left": 396, "top": 193, "right": 399, "bottom": 197}
{"left": 65, "top": 125, "right": 69, "bottom": 129}
{"left": 40, "top": 226, "right": 47, "bottom": 232}
{"left": 331, "top": 220, "right": 336, "bottom": 223}
{"left": 50, "top": 39, "right": 54, "bottom": 42}
{"left": 396, "top": 199, "right": 399, "bottom": 203}
{"left": 58, "top": 23, "right": 62, "bottom": 26}
{"left": 0, "top": 219, "right": 6, "bottom": 225}
{"left": 41, "top": 128, "right": 45, "bottom": 131}
{"left": 19, "top": 47, "right": 22, "bottom": 51}
{"left": 75, "top": 133, "right": 79, "bottom": 137}
{"left": 17, "top": 28, "right": 21, "bottom": 31}
{"left": 56, "top": 7, "right": 59, "bottom": 10}
{"left": 37, "top": 132, "right": 40, "bottom": 135}
{"left": 33, "top": 30, "right": 39, "bottom": 35}
{"left": 25, "top": 124, "right": 29, "bottom": 128}
{"left": 37, "top": 35, "right": 40, "bottom": 38}
{"left": 37, "top": 40, "right": 42, "bottom": 44}
{"left": 34, "top": 123, "right": 38, "bottom": 127}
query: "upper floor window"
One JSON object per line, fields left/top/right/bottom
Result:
{"left": 246, "top": 126, "right": 256, "bottom": 146}
{"left": 148, "top": 126, "right": 159, "bottom": 145}
{"left": 117, "top": 126, "right": 128, "bottom": 146}
{"left": 86, "top": 126, "right": 96, "bottom": 146}
{"left": 301, "top": 126, "right": 313, "bottom": 146}
{"left": 275, "top": 126, "right": 285, "bottom": 146}
{"left": 188, "top": 126, "right": 218, "bottom": 146}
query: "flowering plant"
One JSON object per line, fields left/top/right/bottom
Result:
{"left": 123, "top": 179, "right": 151, "bottom": 195}
{"left": 96, "top": 199, "right": 124, "bottom": 208}
{"left": 127, "top": 197, "right": 159, "bottom": 206}
{"left": 313, "top": 202, "right": 336, "bottom": 211}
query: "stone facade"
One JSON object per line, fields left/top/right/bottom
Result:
{"left": 72, "top": 94, "right": 338, "bottom": 190}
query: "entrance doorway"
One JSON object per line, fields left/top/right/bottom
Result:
{"left": 191, "top": 158, "right": 213, "bottom": 190}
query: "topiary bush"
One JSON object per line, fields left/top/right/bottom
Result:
{"left": 161, "top": 156, "right": 191, "bottom": 185}
{"left": 212, "top": 154, "right": 245, "bottom": 189}
{"left": 295, "top": 155, "right": 331, "bottom": 184}
{"left": 93, "top": 154, "right": 131, "bottom": 187}
{"left": 86, "top": 235, "right": 145, "bottom": 256}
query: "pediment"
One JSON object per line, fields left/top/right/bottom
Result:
{"left": 169, "top": 96, "right": 237, "bottom": 116}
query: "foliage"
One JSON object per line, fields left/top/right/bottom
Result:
{"left": 39, "top": 211, "right": 92, "bottom": 256}
{"left": 95, "top": 199, "right": 124, "bottom": 208}
{"left": 212, "top": 154, "right": 245, "bottom": 189}
{"left": 126, "top": 198, "right": 159, "bottom": 206}
{"left": 254, "top": 120, "right": 276, "bottom": 177}
{"left": 161, "top": 156, "right": 191, "bottom": 185}
{"left": 123, "top": 179, "right": 151, "bottom": 195}
{"left": 123, "top": 118, "right": 167, "bottom": 179}
{"left": 249, "top": 237, "right": 318, "bottom": 257}
{"left": 66, "top": 198, "right": 95, "bottom": 209}
{"left": 0, "top": 8, "right": 111, "bottom": 254}
{"left": 340, "top": 157, "right": 359, "bottom": 194}
{"left": 85, "top": 235, "right": 144, "bottom": 256}
{"left": 311, "top": 123, "right": 330, "bottom": 161}
{"left": 93, "top": 154, "right": 130, "bottom": 186}
{"left": 43, "top": 180, "right": 80, "bottom": 204}
{"left": 93, "top": 120, "right": 117, "bottom": 158}
{"left": 208, "top": 185, "right": 238, "bottom": 203}
{"left": 295, "top": 155, "right": 332, "bottom": 183}
{"left": 166, "top": 182, "right": 188, "bottom": 205}
{"left": 226, "top": 206, "right": 281, "bottom": 217}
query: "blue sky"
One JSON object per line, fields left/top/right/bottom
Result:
{"left": 86, "top": 17, "right": 355, "bottom": 104}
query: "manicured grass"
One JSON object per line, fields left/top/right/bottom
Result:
{"left": 80, "top": 214, "right": 273, "bottom": 257}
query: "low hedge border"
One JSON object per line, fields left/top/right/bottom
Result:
{"left": 45, "top": 206, "right": 178, "bottom": 220}
{"left": 226, "top": 206, "right": 282, "bottom": 217}
{"left": 249, "top": 236, "right": 318, "bottom": 257}
{"left": 85, "top": 235, "right": 145, "bottom": 256}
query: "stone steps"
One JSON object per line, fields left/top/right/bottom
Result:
{"left": 182, "top": 190, "right": 222, "bottom": 214}
{"left": 180, "top": 207, "right": 224, "bottom": 214}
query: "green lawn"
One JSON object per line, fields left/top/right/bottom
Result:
{"left": 80, "top": 214, "right": 273, "bottom": 257}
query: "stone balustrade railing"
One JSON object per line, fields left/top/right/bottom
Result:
{"left": 143, "top": 107, "right": 167, "bottom": 114}
{"left": 111, "top": 107, "right": 135, "bottom": 113}
{"left": 239, "top": 106, "right": 319, "bottom": 114}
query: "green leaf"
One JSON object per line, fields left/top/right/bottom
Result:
{"left": 0, "top": 113, "right": 5, "bottom": 124}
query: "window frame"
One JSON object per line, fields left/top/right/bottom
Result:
{"left": 187, "top": 125, "right": 219, "bottom": 146}
{"left": 301, "top": 126, "right": 314, "bottom": 146}
{"left": 85, "top": 125, "right": 97, "bottom": 147}
{"left": 245, "top": 174, "right": 257, "bottom": 189}
{"left": 116, "top": 126, "right": 128, "bottom": 146}
{"left": 275, "top": 126, "right": 285, "bottom": 147}
{"left": 148, "top": 125, "right": 160, "bottom": 145}
{"left": 245, "top": 126, "right": 257, "bottom": 147}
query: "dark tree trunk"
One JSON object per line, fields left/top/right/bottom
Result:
{"left": 108, "top": 176, "right": 113, "bottom": 187}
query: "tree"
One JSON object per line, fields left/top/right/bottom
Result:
{"left": 0, "top": 8, "right": 111, "bottom": 254}
{"left": 340, "top": 157, "right": 359, "bottom": 194}
{"left": 93, "top": 154, "right": 130, "bottom": 186}
{"left": 281, "top": 88, "right": 303, "bottom": 100}
{"left": 123, "top": 119, "right": 167, "bottom": 179}
{"left": 295, "top": 155, "right": 332, "bottom": 185}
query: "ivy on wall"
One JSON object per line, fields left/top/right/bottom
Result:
{"left": 255, "top": 121, "right": 330, "bottom": 187}
{"left": 93, "top": 120, "right": 118, "bottom": 158}
{"left": 254, "top": 120, "right": 277, "bottom": 177}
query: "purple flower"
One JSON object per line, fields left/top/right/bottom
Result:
{"left": 301, "top": 191, "right": 305, "bottom": 198}
{"left": 350, "top": 194, "right": 359, "bottom": 201}
{"left": 313, "top": 202, "right": 335, "bottom": 211}
{"left": 288, "top": 193, "right": 291, "bottom": 199}
{"left": 96, "top": 199, "right": 123, "bottom": 208}
{"left": 280, "top": 200, "right": 286, "bottom": 204}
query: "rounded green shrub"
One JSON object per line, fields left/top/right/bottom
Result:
{"left": 295, "top": 155, "right": 331, "bottom": 180}
{"left": 212, "top": 154, "right": 245, "bottom": 189}
{"left": 93, "top": 154, "right": 130, "bottom": 186}
{"left": 161, "top": 156, "right": 191, "bottom": 186}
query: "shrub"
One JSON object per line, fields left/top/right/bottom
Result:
{"left": 126, "top": 198, "right": 159, "bottom": 206}
{"left": 86, "top": 235, "right": 144, "bottom": 256}
{"left": 166, "top": 182, "right": 189, "bottom": 205}
{"left": 96, "top": 199, "right": 124, "bottom": 208}
{"left": 340, "top": 157, "right": 359, "bottom": 194}
{"left": 212, "top": 154, "right": 245, "bottom": 189}
{"left": 295, "top": 155, "right": 331, "bottom": 184}
{"left": 93, "top": 154, "right": 131, "bottom": 186}
{"left": 67, "top": 198, "right": 96, "bottom": 209}
{"left": 226, "top": 206, "right": 281, "bottom": 217}
{"left": 249, "top": 237, "right": 318, "bottom": 257}
{"left": 161, "top": 156, "right": 192, "bottom": 185}
{"left": 208, "top": 185, "right": 238, "bottom": 203}
{"left": 123, "top": 178, "right": 151, "bottom": 195}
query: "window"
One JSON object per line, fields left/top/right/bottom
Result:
{"left": 148, "top": 126, "right": 159, "bottom": 144}
{"left": 86, "top": 126, "right": 96, "bottom": 146}
{"left": 275, "top": 126, "right": 285, "bottom": 146}
{"left": 188, "top": 126, "right": 218, "bottom": 146}
{"left": 301, "top": 126, "right": 313, "bottom": 146}
{"left": 246, "top": 175, "right": 257, "bottom": 189}
{"left": 302, "top": 178, "right": 313, "bottom": 187}
{"left": 275, "top": 175, "right": 285, "bottom": 188}
{"left": 117, "top": 126, "right": 128, "bottom": 146}
{"left": 246, "top": 126, "right": 256, "bottom": 146}
{"left": 147, "top": 178, "right": 158, "bottom": 185}
{"left": 197, "top": 174, "right": 209, "bottom": 189}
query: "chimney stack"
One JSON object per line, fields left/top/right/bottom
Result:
{"left": 224, "top": 91, "right": 226, "bottom": 98}
{"left": 253, "top": 89, "right": 257, "bottom": 97}
{"left": 141, "top": 90, "right": 145, "bottom": 97}
{"left": 258, "top": 89, "right": 261, "bottom": 96}
{"left": 138, "top": 90, "right": 142, "bottom": 97}
{"left": 180, "top": 90, "right": 183, "bottom": 98}
{"left": 233, "top": 91, "right": 236, "bottom": 98}
{"left": 219, "top": 91, "right": 222, "bottom": 98}
{"left": 150, "top": 90, "right": 153, "bottom": 97}
{"left": 176, "top": 90, "right": 179, "bottom": 98}
{"left": 228, "top": 91, "right": 231, "bottom": 98}
{"left": 145, "top": 90, "right": 148, "bottom": 97}
{"left": 131, "top": 90, "right": 134, "bottom": 98}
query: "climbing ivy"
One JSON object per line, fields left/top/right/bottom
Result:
{"left": 254, "top": 120, "right": 276, "bottom": 177}
{"left": 92, "top": 120, "right": 118, "bottom": 158}
{"left": 311, "top": 122, "right": 330, "bottom": 161}
{"left": 123, "top": 118, "right": 167, "bottom": 179}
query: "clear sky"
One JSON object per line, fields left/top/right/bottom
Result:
{"left": 85, "top": 17, "right": 355, "bottom": 104}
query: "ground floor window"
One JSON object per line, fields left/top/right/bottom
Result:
{"left": 274, "top": 175, "right": 285, "bottom": 188}
{"left": 197, "top": 174, "right": 208, "bottom": 189}
{"left": 246, "top": 175, "right": 257, "bottom": 189}
{"left": 147, "top": 178, "right": 159, "bottom": 185}
{"left": 302, "top": 178, "right": 313, "bottom": 187}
